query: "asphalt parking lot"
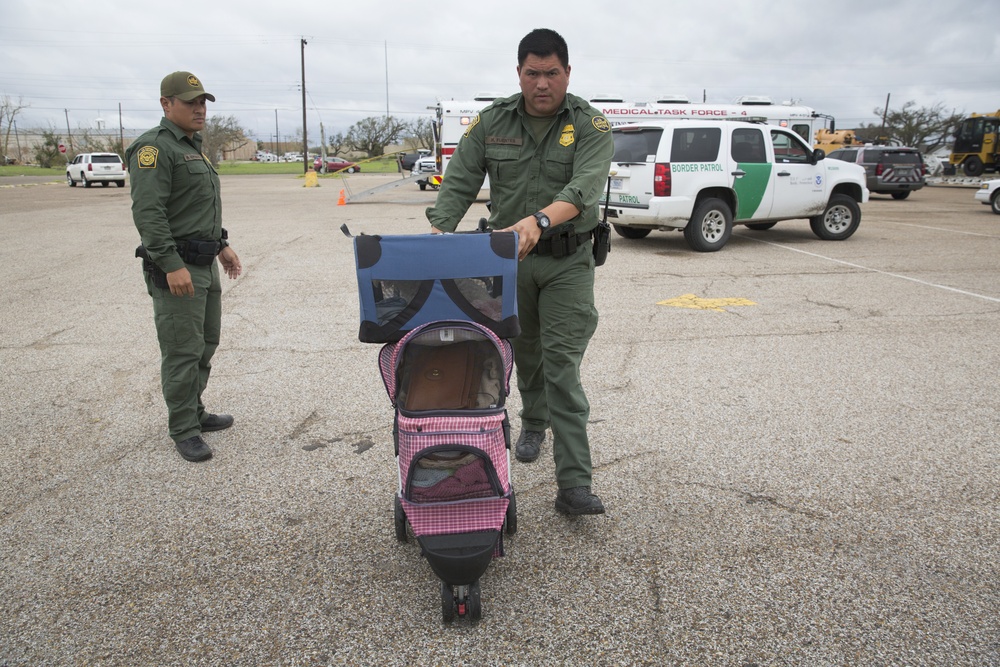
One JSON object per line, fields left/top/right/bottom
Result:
{"left": 1, "top": 175, "right": 997, "bottom": 666}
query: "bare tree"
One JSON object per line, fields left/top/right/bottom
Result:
{"left": 1, "top": 94, "right": 29, "bottom": 161}
{"left": 406, "top": 116, "right": 435, "bottom": 151}
{"left": 327, "top": 132, "right": 348, "bottom": 156}
{"left": 346, "top": 116, "right": 407, "bottom": 158}
{"left": 855, "top": 100, "right": 965, "bottom": 153}
{"left": 201, "top": 115, "right": 250, "bottom": 165}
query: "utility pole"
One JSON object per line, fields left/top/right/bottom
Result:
{"left": 64, "top": 109, "right": 73, "bottom": 153}
{"left": 301, "top": 37, "right": 308, "bottom": 174}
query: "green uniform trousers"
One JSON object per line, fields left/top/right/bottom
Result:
{"left": 514, "top": 241, "right": 598, "bottom": 489}
{"left": 146, "top": 262, "right": 221, "bottom": 443}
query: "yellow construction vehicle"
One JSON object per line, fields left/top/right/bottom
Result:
{"left": 814, "top": 128, "right": 863, "bottom": 154}
{"left": 949, "top": 110, "right": 1000, "bottom": 177}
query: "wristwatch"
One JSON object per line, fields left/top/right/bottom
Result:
{"left": 533, "top": 212, "right": 551, "bottom": 230}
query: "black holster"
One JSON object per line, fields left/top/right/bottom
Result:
{"left": 135, "top": 245, "right": 169, "bottom": 289}
{"left": 532, "top": 223, "right": 590, "bottom": 258}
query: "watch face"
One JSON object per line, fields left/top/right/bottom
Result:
{"left": 535, "top": 213, "right": 550, "bottom": 229}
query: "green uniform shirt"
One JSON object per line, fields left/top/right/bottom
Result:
{"left": 426, "top": 92, "right": 614, "bottom": 233}
{"left": 126, "top": 118, "right": 222, "bottom": 273}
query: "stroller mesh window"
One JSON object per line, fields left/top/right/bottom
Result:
{"left": 398, "top": 330, "right": 504, "bottom": 411}
{"left": 408, "top": 449, "right": 502, "bottom": 503}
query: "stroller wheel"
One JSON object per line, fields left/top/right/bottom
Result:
{"left": 468, "top": 579, "right": 483, "bottom": 621}
{"left": 394, "top": 496, "right": 408, "bottom": 542}
{"left": 505, "top": 490, "right": 517, "bottom": 536}
{"left": 441, "top": 581, "right": 456, "bottom": 623}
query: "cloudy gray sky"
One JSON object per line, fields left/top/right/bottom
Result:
{"left": 2, "top": 0, "right": 997, "bottom": 143}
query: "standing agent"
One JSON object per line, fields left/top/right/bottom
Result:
{"left": 127, "top": 71, "right": 242, "bottom": 463}
{"left": 426, "top": 29, "right": 613, "bottom": 515}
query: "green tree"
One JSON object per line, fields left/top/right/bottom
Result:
{"left": 856, "top": 101, "right": 965, "bottom": 153}
{"left": 33, "top": 129, "right": 63, "bottom": 168}
{"left": 346, "top": 116, "right": 407, "bottom": 158}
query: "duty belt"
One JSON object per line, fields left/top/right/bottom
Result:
{"left": 530, "top": 231, "right": 591, "bottom": 258}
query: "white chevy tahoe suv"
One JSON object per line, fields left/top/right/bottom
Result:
{"left": 66, "top": 152, "right": 127, "bottom": 188}
{"left": 600, "top": 120, "right": 869, "bottom": 251}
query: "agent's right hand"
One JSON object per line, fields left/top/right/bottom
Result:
{"left": 166, "top": 267, "right": 194, "bottom": 296}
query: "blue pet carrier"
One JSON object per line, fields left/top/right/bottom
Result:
{"left": 352, "top": 231, "right": 520, "bottom": 343}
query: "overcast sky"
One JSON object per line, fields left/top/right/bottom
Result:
{"left": 3, "top": 0, "right": 997, "bottom": 143}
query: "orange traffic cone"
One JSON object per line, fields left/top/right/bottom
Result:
{"left": 337, "top": 189, "right": 346, "bottom": 206}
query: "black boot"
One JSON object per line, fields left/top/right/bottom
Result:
{"left": 555, "top": 486, "right": 605, "bottom": 515}
{"left": 200, "top": 413, "right": 234, "bottom": 432}
{"left": 175, "top": 435, "right": 212, "bottom": 462}
{"left": 515, "top": 430, "right": 545, "bottom": 463}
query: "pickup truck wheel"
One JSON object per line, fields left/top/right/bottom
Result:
{"left": 116, "top": 180, "right": 125, "bottom": 188}
{"left": 891, "top": 191, "right": 910, "bottom": 200}
{"left": 101, "top": 181, "right": 109, "bottom": 187}
{"left": 745, "top": 222, "right": 777, "bottom": 231}
{"left": 67, "top": 173, "right": 76, "bottom": 187}
{"left": 613, "top": 225, "right": 651, "bottom": 240}
{"left": 962, "top": 156, "right": 984, "bottom": 177}
{"left": 418, "top": 182, "right": 427, "bottom": 191}
{"left": 991, "top": 191, "right": 1000, "bottom": 215}
{"left": 684, "top": 198, "right": 732, "bottom": 252}
{"left": 810, "top": 194, "right": 860, "bottom": 240}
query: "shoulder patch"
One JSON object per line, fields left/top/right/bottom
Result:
{"left": 463, "top": 114, "right": 481, "bottom": 138}
{"left": 592, "top": 116, "right": 611, "bottom": 133}
{"left": 137, "top": 146, "right": 158, "bottom": 169}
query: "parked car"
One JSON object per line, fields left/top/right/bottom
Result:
{"left": 599, "top": 119, "right": 868, "bottom": 251}
{"left": 826, "top": 145, "right": 926, "bottom": 200}
{"left": 399, "top": 149, "right": 432, "bottom": 171}
{"left": 314, "top": 156, "right": 360, "bottom": 173}
{"left": 974, "top": 179, "right": 1000, "bottom": 214}
{"left": 66, "top": 153, "right": 126, "bottom": 188}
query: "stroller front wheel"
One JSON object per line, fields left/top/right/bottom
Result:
{"left": 441, "top": 581, "right": 457, "bottom": 623}
{"left": 394, "top": 496, "right": 408, "bottom": 542}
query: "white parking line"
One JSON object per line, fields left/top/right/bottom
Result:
{"left": 876, "top": 220, "right": 1000, "bottom": 238}
{"left": 737, "top": 235, "right": 1000, "bottom": 304}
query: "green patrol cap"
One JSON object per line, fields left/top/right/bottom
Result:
{"left": 160, "top": 71, "right": 216, "bottom": 102}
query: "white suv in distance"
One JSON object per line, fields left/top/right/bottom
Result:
{"left": 600, "top": 120, "right": 868, "bottom": 251}
{"left": 67, "top": 153, "right": 126, "bottom": 188}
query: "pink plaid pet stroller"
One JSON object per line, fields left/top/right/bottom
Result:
{"left": 378, "top": 319, "right": 517, "bottom": 622}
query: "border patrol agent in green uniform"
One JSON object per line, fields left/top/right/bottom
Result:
{"left": 427, "top": 30, "right": 614, "bottom": 515}
{"left": 127, "top": 71, "right": 243, "bottom": 463}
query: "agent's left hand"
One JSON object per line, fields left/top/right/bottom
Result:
{"left": 219, "top": 246, "right": 242, "bottom": 279}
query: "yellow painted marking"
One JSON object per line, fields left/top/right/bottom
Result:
{"left": 657, "top": 294, "right": 757, "bottom": 312}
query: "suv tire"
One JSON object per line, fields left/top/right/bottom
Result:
{"left": 810, "top": 194, "right": 861, "bottom": 241}
{"left": 82, "top": 174, "right": 91, "bottom": 188}
{"left": 684, "top": 198, "right": 733, "bottom": 252}
{"left": 991, "top": 190, "right": 1000, "bottom": 216}
{"left": 891, "top": 192, "right": 911, "bottom": 200}
{"left": 613, "top": 225, "right": 651, "bottom": 240}
{"left": 67, "top": 173, "right": 76, "bottom": 187}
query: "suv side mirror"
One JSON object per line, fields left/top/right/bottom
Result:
{"left": 811, "top": 148, "right": 826, "bottom": 164}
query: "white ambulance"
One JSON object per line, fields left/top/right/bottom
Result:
{"left": 599, "top": 118, "right": 869, "bottom": 252}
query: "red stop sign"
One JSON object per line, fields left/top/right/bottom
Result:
{"left": 58, "top": 144, "right": 66, "bottom": 153}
